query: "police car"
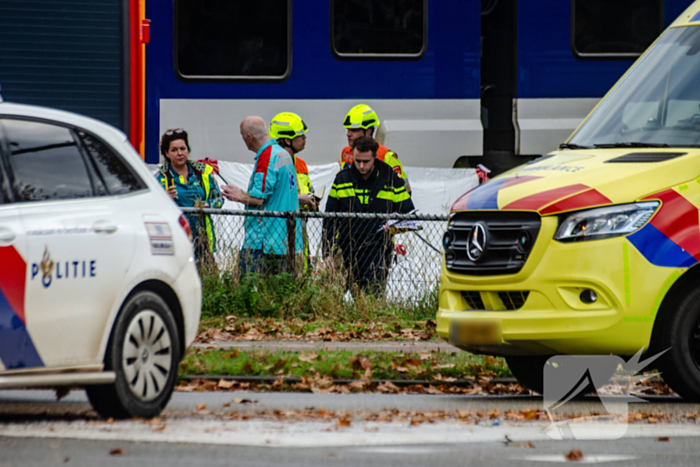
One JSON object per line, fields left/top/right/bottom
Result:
{"left": 0, "top": 101, "right": 201, "bottom": 418}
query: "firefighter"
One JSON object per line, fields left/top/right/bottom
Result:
{"left": 340, "top": 104, "right": 411, "bottom": 192}
{"left": 324, "top": 136, "right": 414, "bottom": 295}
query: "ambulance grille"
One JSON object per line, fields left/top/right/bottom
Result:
{"left": 460, "top": 291, "right": 530, "bottom": 310}
{"left": 462, "top": 291, "right": 484, "bottom": 310}
{"left": 444, "top": 212, "right": 541, "bottom": 276}
{"left": 498, "top": 291, "right": 530, "bottom": 310}
{"left": 605, "top": 152, "right": 686, "bottom": 163}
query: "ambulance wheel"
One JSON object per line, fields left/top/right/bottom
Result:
{"left": 657, "top": 288, "right": 700, "bottom": 401}
{"left": 86, "top": 291, "right": 181, "bottom": 419}
{"left": 505, "top": 355, "right": 552, "bottom": 394}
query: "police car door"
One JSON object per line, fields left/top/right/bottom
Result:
{"left": 0, "top": 141, "right": 43, "bottom": 372}
{"left": 2, "top": 118, "right": 136, "bottom": 369}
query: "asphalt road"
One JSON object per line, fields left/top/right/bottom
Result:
{"left": 1, "top": 389, "right": 700, "bottom": 466}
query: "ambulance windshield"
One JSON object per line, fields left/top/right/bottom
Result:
{"left": 569, "top": 26, "right": 700, "bottom": 148}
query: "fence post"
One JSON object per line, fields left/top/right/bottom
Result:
{"left": 286, "top": 211, "right": 296, "bottom": 273}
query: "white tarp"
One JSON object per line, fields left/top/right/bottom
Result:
{"left": 215, "top": 161, "right": 478, "bottom": 215}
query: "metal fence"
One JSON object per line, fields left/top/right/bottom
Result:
{"left": 182, "top": 208, "right": 449, "bottom": 301}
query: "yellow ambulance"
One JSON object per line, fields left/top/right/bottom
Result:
{"left": 438, "top": 1, "right": 700, "bottom": 400}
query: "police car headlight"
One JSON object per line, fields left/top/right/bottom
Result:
{"left": 554, "top": 201, "right": 659, "bottom": 242}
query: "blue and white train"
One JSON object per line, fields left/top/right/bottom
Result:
{"left": 143, "top": 0, "right": 692, "bottom": 171}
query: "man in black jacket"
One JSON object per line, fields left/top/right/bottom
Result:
{"left": 323, "top": 136, "right": 415, "bottom": 295}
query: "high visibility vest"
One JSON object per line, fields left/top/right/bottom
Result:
{"left": 157, "top": 161, "right": 222, "bottom": 252}
{"left": 294, "top": 155, "right": 313, "bottom": 195}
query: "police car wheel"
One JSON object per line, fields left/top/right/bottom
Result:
{"left": 657, "top": 289, "right": 700, "bottom": 401}
{"left": 86, "top": 290, "right": 181, "bottom": 419}
{"left": 505, "top": 355, "right": 551, "bottom": 394}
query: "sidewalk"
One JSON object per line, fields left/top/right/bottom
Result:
{"left": 193, "top": 340, "right": 460, "bottom": 353}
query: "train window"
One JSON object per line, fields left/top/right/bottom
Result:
{"left": 571, "top": 0, "right": 663, "bottom": 59}
{"left": 331, "top": 0, "right": 427, "bottom": 59}
{"left": 175, "top": 0, "right": 291, "bottom": 81}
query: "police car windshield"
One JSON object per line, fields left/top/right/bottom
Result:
{"left": 569, "top": 26, "right": 700, "bottom": 148}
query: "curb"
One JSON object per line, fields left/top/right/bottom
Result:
{"left": 180, "top": 374, "right": 519, "bottom": 387}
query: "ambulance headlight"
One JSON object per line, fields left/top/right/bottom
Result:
{"left": 554, "top": 201, "right": 659, "bottom": 242}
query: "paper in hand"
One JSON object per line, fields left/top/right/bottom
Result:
{"left": 379, "top": 209, "right": 422, "bottom": 234}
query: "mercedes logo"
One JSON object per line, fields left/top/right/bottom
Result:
{"left": 466, "top": 223, "right": 487, "bottom": 262}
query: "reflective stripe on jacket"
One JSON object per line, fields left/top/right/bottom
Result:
{"left": 323, "top": 159, "right": 414, "bottom": 264}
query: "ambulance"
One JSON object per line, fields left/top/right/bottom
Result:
{"left": 439, "top": 1, "right": 700, "bottom": 400}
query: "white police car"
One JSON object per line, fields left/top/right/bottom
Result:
{"left": 0, "top": 102, "right": 201, "bottom": 419}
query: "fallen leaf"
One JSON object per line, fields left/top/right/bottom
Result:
{"left": 217, "top": 379, "right": 236, "bottom": 389}
{"left": 658, "top": 436, "right": 670, "bottom": 442}
{"left": 348, "top": 381, "right": 368, "bottom": 390}
{"left": 335, "top": 417, "right": 352, "bottom": 427}
{"left": 522, "top": 409, "right": 540, "bottom": 420}
{"left": 233, "top": 398, "right": 258, "bottom": 404}
{"left": 196, "top": 403, "right": 207, "bottom": 410}
{"left": 272, "top": 376, "right": 285, "bottom": 389}
{"left": 271, "top": 359, "right": 288, "bottom": 372}
{"left": 565, "top": 449, "right": 583, "bottom": 461}
{"left": 152, "top": 424, "right": 166, "bottom": 432}
{"left": 299, "top": 352, "right": 318, "bottom": 363}
{"left": 377, "top": 381, "right": 400, "bottom": 393}
{"left": 350, "top": 354, "right": 363, "bottom": 370}
{"left": 434, "top": 363, "right": 455, "bottom": 370}
{"left": 109, "top": 448, "right": 124, "bottom": 456}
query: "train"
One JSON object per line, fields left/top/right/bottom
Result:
{"left": 0, "top": 0, "right": 692, "bottom": 173}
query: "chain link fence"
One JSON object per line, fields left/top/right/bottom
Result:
{"left": 183, "top": 208, "right": 448, "bottom": 301}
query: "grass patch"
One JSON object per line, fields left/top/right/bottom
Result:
{"left": 200, "top": 263, "right": 438, "bottom": 323}
{"left": 180, "top": 348, "right": 511, "bottom": 380}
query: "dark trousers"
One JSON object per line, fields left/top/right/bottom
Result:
{"left": 239, "top": 249, "right": 288, "bottom": 278}
{"left": 346, "top": 248, "right": 391, "bottom": 296}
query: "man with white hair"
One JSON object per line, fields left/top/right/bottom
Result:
{"left": 222, "top": 116, "right": 302, "bottom": 275}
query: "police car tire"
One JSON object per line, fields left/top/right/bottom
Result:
{"left": 86, "top": 290, "right": 181, "bottom": 419}
{"left": 657, "top": 289, "right": 700, "bottom": 401}
{"left": 504, "top": 355, "right": 550, "bottom": 395}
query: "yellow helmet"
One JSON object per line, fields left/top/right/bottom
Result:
{"left": 343, "top": 104, "right": 380, "bottom": 130}
{"left": 269, "top": 112, "right": 308, "bottom": 139}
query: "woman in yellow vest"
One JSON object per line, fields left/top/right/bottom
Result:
{"left": 156, "top": 128, "right": 224, "bottom": 264}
